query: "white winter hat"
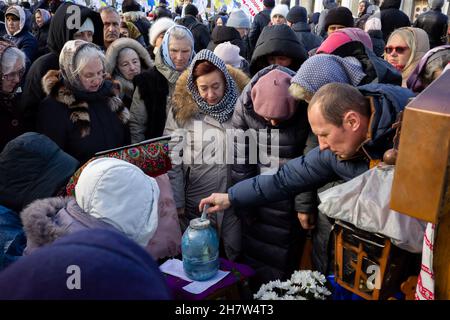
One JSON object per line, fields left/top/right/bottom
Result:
{"left": 75, "top": 158, "right": 160, "bottom": 247}
{"left": 214, "top": 41, "right": 243, "bottom": 68}
{"left": 270, "top": 4, "right": 289, "bottom": 20}
{"left": 76, "top": 17, "right": 95, "bottom": 35}
{"left": 149, "top": 17, "right": 175, "bottom": 47}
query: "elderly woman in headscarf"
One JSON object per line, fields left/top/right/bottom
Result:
{"left": 0, "top": 40, "right": 28, "bottom": 151}
{"left": 407, "top": 45, "right": 450, "bottom": 93}
{"left": 129, "top": 25, "right": 195, "bottom": 142}
{"left": 384, "top": 27, "right": 430, "bottom": 87}
{"left": 164, "top": 49, "right": 250, "bottom": 261}
{"left": 37, "top": 40, "right": 130, "bottom": 165}
{"left": 32, "top": 8, "right": 51, "bottom": 58}
{"left": 105, "top": 37, "right": 153, "bottom": 109}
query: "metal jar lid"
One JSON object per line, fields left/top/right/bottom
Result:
{"left": 189, "top": 217, "right": 210, "bottom": 229}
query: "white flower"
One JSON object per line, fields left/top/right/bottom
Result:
{"left": 255, "top": 270, "right": 331, "bottom": 300}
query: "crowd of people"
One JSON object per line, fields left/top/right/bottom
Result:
{"left": 0, "top": 0, "right": 449, "bottom": 299}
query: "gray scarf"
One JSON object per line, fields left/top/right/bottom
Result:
{"left": 186, "top": 49, "right": 238, "bottom": 123}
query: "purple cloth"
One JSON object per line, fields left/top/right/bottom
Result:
{"left": 165, "top": 258, "right": 255, "bottom": 300}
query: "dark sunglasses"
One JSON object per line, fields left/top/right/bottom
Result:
{"left": 384, "top": 46, "right": 409, "bottom": 54}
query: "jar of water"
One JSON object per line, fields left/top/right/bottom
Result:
{"left": 181, "top": 215, "right": 219, "bottom": 281}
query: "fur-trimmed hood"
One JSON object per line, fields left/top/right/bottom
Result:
{"left": 171, "top": 65, "right": 250, "bottom": 125}
{"left": 105, "top": 37, "right": 153, "bottom": 99}
{"left": 42, "top": 69, "right": 130, "bottom": 138}
{"left": 105, "top": 37, "right": 153, "bottom": 75}
{"left": 20, "top": 197, "right": 114, "bottom": 254}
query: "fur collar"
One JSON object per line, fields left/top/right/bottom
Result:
{"left": 42, "top": 70, "right": 130, "bottom": 138}
{"left": 21, "top": 197, "right": 79, "bottom": 248}
{"left": 171, "top": 65, "right": 250, "bottom": 125}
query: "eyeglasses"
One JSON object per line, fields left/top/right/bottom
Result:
{"left": 384, "top": 46, "right": 409, "bottom": 55}
{"left": 2, "top": 68, "right": 25, "bottom": 81}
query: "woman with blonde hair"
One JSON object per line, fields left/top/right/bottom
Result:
{"left": 384, "top": 27, "right": 430, "bottom": 87}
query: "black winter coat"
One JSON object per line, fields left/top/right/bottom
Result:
{"left": 37, "top": 73, "right": 130, "bottom": 165}
{"left": 248, "top": 8, "right": 271, "bottom": 51}
{"left": 20, "top": 2, "right": 104, "bottom": 130}
{"left": 32, "top": 20, "right": 50, "bottom": 58}
{"left": 177, "top": 15, "right": 210, "bottom": 53}
{"left": 291, "top": 21, "right": 323, "bottom": 52}
{"left": 231, "top": 65, "right": 317, "bottom": 288}
{"left": 380, "top": 0, "right": 411, "bottom": 42}
{"left": 413, "top": 9, "right": 448, "bottom": 49}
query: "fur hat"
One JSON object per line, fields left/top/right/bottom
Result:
{"left": 184, "top": 4, "right": 198, "bottom": 17}
{"left": 252, "top": 69, "right": 297, "bottom": 121}
{"left": 227, "top": 9, "right": 250, "bottom": 29}
{"left": 286, "top": 6, "right": 307, "bottom": 24}
{"left": 149, "top": 17, "right": 175, "bottom": 47}
{"left": 270, "top": 4, "right": 289, "bottom": 20}
{"left": 323, "top": 6, "right": 354, "bottom": 31}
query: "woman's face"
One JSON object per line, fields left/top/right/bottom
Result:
{"left": 196, "top": 69, "right": 226, "bottom": 106}
{"left": 35, "top": 11, "right": 44, "bottom": 28}
{"left": 79, "top": 57, "right": 105, "bottom": 92}
{"left": 216, "top": 17, "right": 224, "bottom": 26}
{"left": 385, "top": 34, "right": 411, "bottom": 72}
{"left": 267, "top": 55, "right": 292, "bottom": 67}
{"left": 271, "top": 14, "right": 286, "bottom": 25}
{"left": 118, "top": 49, "right": 141, "bottom": 81}
{"left": 169, "top": 37, "right": 192, "bottom": 71}
{"left": 6, "top": 15, "right": 20, "bottom": 35}
{"left": 2, "top": 59, "right": 24, "bottom": 93}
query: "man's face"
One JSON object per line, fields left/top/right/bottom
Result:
{"left": 101, "top": 11, "right": 120, "bottom": 46}
{"left": 308, "top": 104, "right": 365, "bottom": 159}
{"left": 327, "top": 24, "right": 346, "bottom": 34}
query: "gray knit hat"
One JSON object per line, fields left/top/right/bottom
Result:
{"left": 227, "top": 9, "right": 250, "bottom": 29}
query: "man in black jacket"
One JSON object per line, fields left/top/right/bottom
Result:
{"left": 248, "top": 0, "right": 274, "bottom": 53}
{"left": 176, "top": 3, "right": 210, "bottom": 53}
{"left": 413, "top": 0, "right": 448, "bottom": 49}
{"left": 379, "top": 0, "right": 410, "bottom": 42}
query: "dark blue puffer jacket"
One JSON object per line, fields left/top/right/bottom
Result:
{"left": 228, "top": 83, "right": 415, "bottom": 208}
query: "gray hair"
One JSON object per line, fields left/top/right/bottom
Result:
{"left": 99, "top": 6, "right": 119, "bottom": 17}
{"left": 1, "top": 46, "right": 26, "bottom": 74}
{"left": 168, "top": 25, "right": 194, "bottom": 48}
{"left": 74, "top": 45, "right": 106, "bottom": 76}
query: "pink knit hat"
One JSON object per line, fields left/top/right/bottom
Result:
{"left": 317, "top": 28, "right": 373, "bottom": 54}
{"left": 251, "top": 69, "right": 297, "bottom": 121}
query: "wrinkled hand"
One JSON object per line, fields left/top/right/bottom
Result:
{"left": 298, "top": 212, "right": 316, "bottom": 230}
{"left": 199, "top": 193, "right": 231, "bottom": 214}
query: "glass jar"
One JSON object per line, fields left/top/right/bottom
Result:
{"left": 181, "top": 217, "right": 219, "bottom": 281}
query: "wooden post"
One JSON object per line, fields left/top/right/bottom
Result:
{"left": 391, "top": 71, "right": 450, "bottom": 299}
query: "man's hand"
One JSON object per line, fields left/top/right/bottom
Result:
{"left": 199, "top": 193, "right": 231, "bottom": 214}
{"left": 298, "top": 212, "right": 316, "bottom": 230}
